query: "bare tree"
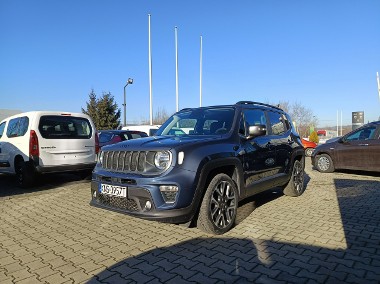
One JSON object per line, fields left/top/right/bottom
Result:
{"left": 141, "top": 107, "right": 172, "bottom": 125}
{"left": 277, "top": 100, "right": 318, "bottom": 138}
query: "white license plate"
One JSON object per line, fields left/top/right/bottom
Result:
{"left": 100, "top": 184, "right": 127, "bottom": 197}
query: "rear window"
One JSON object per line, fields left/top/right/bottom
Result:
{"left": 99, "top": 132, "right": 114, "bottom": 143}
{"left": 39, "top": 115, "right": 92, "bottom": 139}
{"left": 130, "top": 132, "right": 148, "bottom": 139}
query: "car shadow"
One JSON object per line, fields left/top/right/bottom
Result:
{"left": 236, "top": 171, "right": 311, "bottom": 224}
{"left": 0, "top": 172, "right": 91, "bottom": 198}
{"left": 86, "top": 175, "right": 360, "bottom": 283}
{"left": 335, "top": 169, "right": 380, "bottom": 177}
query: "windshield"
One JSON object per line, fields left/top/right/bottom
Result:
{"left": 156, "top": 107, "right": 236, "bottom": 136}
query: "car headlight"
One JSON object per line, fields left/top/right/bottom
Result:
{"left": 154, "top": 151, "right": 171, "bottom": 170}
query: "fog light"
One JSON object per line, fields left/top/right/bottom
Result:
{"left": 145, "top": 201, "right": 152, "bottom": 210}
{"left": 93, "top": 190, "right": 97, "bottom": 198}
{"left": 159, "top": 185, "right": 178, "bottom": 203}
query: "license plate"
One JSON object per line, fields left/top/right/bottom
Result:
{"left": 100, "top": 184, "right": 127, "bottom": 197}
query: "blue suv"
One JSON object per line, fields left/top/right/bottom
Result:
{"left": 90, "top": 101, "right": 305, "bottom": 234}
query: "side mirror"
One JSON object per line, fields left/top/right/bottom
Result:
{"left": 248, "top": 124, "right": 267, "bottom": 138}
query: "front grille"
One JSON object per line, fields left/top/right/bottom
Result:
{"left": 102, "top": 150, "right": 148, "bottom": 173}
{"left": 98, "top": 193, "right": 139, "bottom": 212}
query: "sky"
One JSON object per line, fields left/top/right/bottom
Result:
{"left": 1, "top": 0, "right": 380, "bottom": 127}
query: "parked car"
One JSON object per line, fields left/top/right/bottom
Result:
{"left": 0, "top": 111, "right": 99, "bottom": 187}
{"left": 312, "top": 121, "right": 380, "bottom": 173}
{"left": 90, "top": 101, "right": 305, "bottom": 234}
{"left": 122, "top": 125, "right": 161, "bottom": 136}
{"left": 98, "top": 130, "right": 148, "bottom": 148}
{"left": 301, "top": 138, "right": 317, "bottom": 157}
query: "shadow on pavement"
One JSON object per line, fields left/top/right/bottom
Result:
{"left": 86, "top": 177, "right": 380, "bottom": 283}
{"left": 0, "top": 172, "right": 91, "bottom": 198}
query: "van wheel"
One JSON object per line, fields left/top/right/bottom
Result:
{"left": 197, "top": 174, "right": 238, "bottom": 235}
{"left": 315, "top": 154, "right": 335, "bottom": 173}
{"left": 283, "top": 160, "right": 305, "bottom": 197}
{"left": 15, "top": 161, "right": 35, "bottom": 188}
{"left": 77, "top": 170, "right": 92, "bottom": 180}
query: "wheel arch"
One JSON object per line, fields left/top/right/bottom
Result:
{"left": 197, "top": 157, "right": 244, "bottom": 199}
{"left": 189, "top": 157, "right": 244, "bottom": 226}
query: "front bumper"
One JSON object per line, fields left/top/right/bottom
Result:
{"left": 90, "top": 167, "right": 199, "bottom": 224}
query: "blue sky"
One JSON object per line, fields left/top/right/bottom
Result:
{"left": 1, "top": 0, "right": 379, "bottom": 126}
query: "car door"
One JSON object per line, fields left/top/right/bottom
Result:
{"left": 334, "top": 125, "right": 377, "bottom": 170}
{"left": 265, "top": 110, "right": 293, "bottom": 179}
{"left": 239, "top": 108, "right": 277, "bottom": 196}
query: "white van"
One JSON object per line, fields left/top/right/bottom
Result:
{"left": 0, "top": 111, "right": 99, "bottom": 187}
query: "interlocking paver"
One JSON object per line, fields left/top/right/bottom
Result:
{"left": 0, "top": 161, "right": 379, "bottom": 283}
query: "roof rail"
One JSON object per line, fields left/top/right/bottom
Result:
{"left": 236, "top": 101, "right": 283, "bottom": 111}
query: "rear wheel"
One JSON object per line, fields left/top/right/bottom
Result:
{"left": 283, "top": 160, "right": 305, "bottom": 197}
{"left": 315, "top": 154, "right": 335, "bottom": 173}
{"left": 15, "top": 160, "right": 35, "bottom": 188}
{"left": 197, "top": 174, "right": 238, "bottom": 235}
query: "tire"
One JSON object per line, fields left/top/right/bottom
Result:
{"left": 315, "top": 154, "right": 335, "bottom": 173}
{"left": 77, "top": 169, "right": 93, "bottom": 180}
{"left": 283, "top": 160, "right": 305, "bottom": 197}
{"left": 15, "top": 160, "right": 36, "bottom": 188}
{"left": 197, "top": 174, "right": 238, "bottom": 235}
{"left": 305, "top": 148, "right": 314, "bottom": 157}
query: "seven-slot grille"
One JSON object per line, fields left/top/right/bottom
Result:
{"left": 102, "top": 150, "right": 154, "bottom": 173}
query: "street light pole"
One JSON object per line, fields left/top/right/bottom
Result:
{"left": 123, "top": 78, "right": 133, "bottom": 127}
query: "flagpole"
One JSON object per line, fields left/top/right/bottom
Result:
{"left": 175, "top": 26, "right": 179, "bottom": 112}
{"left": 377, "top": 72, "right": 380, "bottom": 103}
{"left": 200, "top": 35, "right": 203, "bottom": 107}
{"left": 148, "top": 14, "right": 153, "bottom": 125}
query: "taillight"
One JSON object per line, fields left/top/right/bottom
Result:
{"left": 29, "top": 130, "right": 39, "bottom": 157}
{"left": 95, "top": 132, "right": 100, "bottom": 154}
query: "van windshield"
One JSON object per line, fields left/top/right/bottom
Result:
{"left": 39, "top": 116, "right": 92, "bottom": 139}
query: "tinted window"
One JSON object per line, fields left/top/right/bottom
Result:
{"left": 346, "top": 126, "right": 376, "bottom": 141}
{"left": 130, "top": 133, "right": 148, "bottom": 139}
{"left": 0, "top": 122, "right": 5, "bottom": 139}
{"left": 267, "top": 111, "right": 286, "bottom": 135}
{"left": 243, "top": 109, "right": 267, "bottom": 127}
{"left": 99, "top": 132, "right": 114, "bottom": 143}
{"left": 240, "top": 109, "right": 267, "bottom": 136}
{"left": 6, "top": 116, "right": 29, "bottom": 138}
{"left": 39, "top": 116, "right": 92, "bottom": 139}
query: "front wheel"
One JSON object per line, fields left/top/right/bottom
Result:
{"left": 283, "top": 160, "right": 305, "bottom": 197}
{"left": 315, "top": 154, "right": 335, "bottom": 173}
{"left": 197, "top": 174, "right": 238, "bottom": 235}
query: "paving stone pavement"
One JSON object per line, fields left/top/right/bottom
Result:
{"left": 0, "top": 159, "right": 380, "bottom": 283}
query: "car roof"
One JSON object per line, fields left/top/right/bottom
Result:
{"left": 179, "top": 101, "right": 283, "bottom": 113}
{"left": 0, "top": 111, "right": 91, "bottom": 124}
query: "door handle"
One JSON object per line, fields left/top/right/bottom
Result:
{"left": 358, "top": 143, "right": 369, "bottom": 146}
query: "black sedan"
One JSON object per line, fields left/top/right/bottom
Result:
{"left": 98, "top": 130, "right": 148, "bottom": 148}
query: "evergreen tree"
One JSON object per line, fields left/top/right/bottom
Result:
{"left": 309, "top": 130, "right": 319, "bottom": 144}
{"left": 82, "top": 90, "right": 121, "bottom": 130}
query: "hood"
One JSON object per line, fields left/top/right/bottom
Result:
{"left": 101, "top": 135, "right": 219, "bottom": 151}
{"left": 325, "top": 136, "right": 341, "bottom": 144}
